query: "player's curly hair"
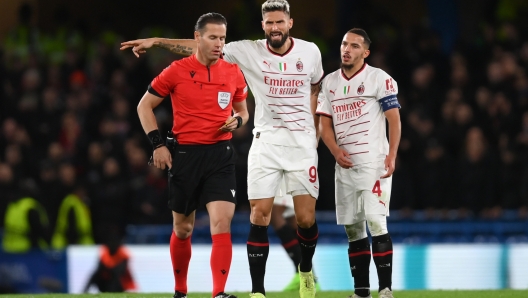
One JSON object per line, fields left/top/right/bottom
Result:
{"left": 262, "top": 0, "right": 290, "bottom": 17}
{"left": 195, "top": 12, "right": 227, "bottom": 34}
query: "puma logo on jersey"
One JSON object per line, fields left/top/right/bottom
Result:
{"left": 379, "top": 200, "right": 386, "bottom": 207}
{"left": 263, "top": 60, "right": 271, "bottom": 68}
{"left": 329, "top": 89, "right": 336, "bottom": 96}
{"left": 190, "top": 70, "right": 196, "bottom": 78}
{"left": 230, "top": 189, "right": 236, "bottom": 197}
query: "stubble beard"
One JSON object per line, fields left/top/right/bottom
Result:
{"left": 341, "top": 62, "right": 354, "bottom": 71}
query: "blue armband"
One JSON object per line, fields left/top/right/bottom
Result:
{"left": 380, "top": 95, "right": 400, "bottom": 112}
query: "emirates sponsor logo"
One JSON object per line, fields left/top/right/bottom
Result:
{"left": 264, "top": 76, "right": 304, "bottom": 87}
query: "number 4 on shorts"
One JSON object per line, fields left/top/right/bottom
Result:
{"left": 372, "top": 180, "right": 382, "bottom": 197}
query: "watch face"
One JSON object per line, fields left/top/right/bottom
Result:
{"left": 153, "top": 135, "right": 161, "bottom": 143}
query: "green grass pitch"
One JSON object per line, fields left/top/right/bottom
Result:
{"left": 2, "top": 290, "right": 528, "bottom": 298}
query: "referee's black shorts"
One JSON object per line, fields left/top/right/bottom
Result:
{"left": 168, "top": 140, "right": 237, "bottom": 216}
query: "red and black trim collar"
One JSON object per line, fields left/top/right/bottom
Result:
{"left": 341, "top": 63, "right": 367, "bottom": 81}
{"left": 266, "top": 37, "right": 295, "bottom": 57}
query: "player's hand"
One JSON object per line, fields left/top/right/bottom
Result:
{"left": 152, "top": 146, "right": 172, "bottom": 170}
{"left": 218, "top": 117, "right": 238, "bottom": 132}
{"left": 333, "top": 148, "right": 353, "bottom": 169}
{"left": 120, "top": 38, "right": 157, "bottom": 57}
{"left": 380, "top": 154, "right": 396, "bottom": 178}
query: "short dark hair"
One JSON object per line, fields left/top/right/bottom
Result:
{"left": 262, "top": 0, "right": 290, "bottom": 17}
{"left": 347, "top": 28, "right": 371, "bottom": 48}
{"left": 194, "top": 12, "right": 227, "bottom": 34}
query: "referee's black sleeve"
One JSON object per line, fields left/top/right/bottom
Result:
{"left": 147, "top": 84, "right": 163, "bottom": 98}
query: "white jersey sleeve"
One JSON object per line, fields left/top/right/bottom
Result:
{"left": 222, "top": 40, "right": 255, "bottom": 65}
{"left": 316, "top": 76, "right": 332, "bottom": 117}
{"left": 375, "top": 71, "right": 399, "bottom": 111}
{"left": 311, "top": 48, "right": 324, "bottom": 85}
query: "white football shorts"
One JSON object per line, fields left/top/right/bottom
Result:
{"left": 335, "top": 161, "right": 392, "bottom": 225}
{"left": 274, "top": 178, "right": 295, "bottom": 218}
{"left": 247, "top": 138, "right": 319, "bottom": 200}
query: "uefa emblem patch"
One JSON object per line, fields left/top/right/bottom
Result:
{"left": 217, "top": 91, "right": 231, "bottom": 109}
{"left": 296, "top": 60, "right": 303, "bottom": 72}
{"left": 357, "top": 83, "right": 365, "bottom": 95}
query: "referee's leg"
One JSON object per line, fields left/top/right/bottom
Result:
{"left": 170, "top": 211, "right": 195, "bottom": 295}
{"left": 207, "top": 200, "right": 236, "bottom": 296}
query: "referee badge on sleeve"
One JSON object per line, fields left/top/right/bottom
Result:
{"left": 218, "top": 91, "right": 231, "bottom": 109}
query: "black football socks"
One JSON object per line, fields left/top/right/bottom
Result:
{"left": 275, "top": 224, "right": 302, "bottom": 271}
{"left": 247, "top": 224, "right": 269, "bottom": 294}
{"left": 372, "top": 233, "right": 393, "bottom": 292}
{"left": 348, "top": 237, "right": 371, "bottom": 297}
{"left": 297, "top": 221, "right": 318, "bottom": 273}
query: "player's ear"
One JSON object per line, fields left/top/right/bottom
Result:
{"left": 289, "top": 18, "right": 293, "bottom": 29}
{"left": 261, "top": 20, "right": 265, "bottom": 31}
{"left": 194, "top": 30, "right": 200, "bottom": 41}
{"left": 363, "top": 49, "right": 370, "bottom": 59}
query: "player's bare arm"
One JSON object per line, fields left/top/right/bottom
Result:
{"left": 137, "top": 91, "right": 172, "bottom": 170}
{"left": 320, "top": 115, "right": 353, "bottom": 169}
{"left": 219, "top": 100, "right": 249, "bottom": 132}
{"left": 380, "top": 108, "right": 401, "bottom": 178}
{"left": 311, "top": 83, "right": 321, "bottom": 140}
{"left": 120, "top": 38, "right": 197, "bottom": 58}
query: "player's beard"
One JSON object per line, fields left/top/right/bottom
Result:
{"left": 341, "top": 62, "right": 354, "bottom": 71}
{"left": 266, "top": 31, "right": 289, "bottom": 49}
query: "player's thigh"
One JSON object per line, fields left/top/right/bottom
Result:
{"left": 247, "top": 140, "right": 283, "bottom": 199}
{"left": 284, "top": 147, "right": 319, "bottom": 199}
{"left": 335, "top": 165, "right": 364, "bottom": 225}
{"left": 360, "top": 163, "right": 392, "bottom": 216}
{"left": 292, "top": 194, "right": 316, "bottom": 226}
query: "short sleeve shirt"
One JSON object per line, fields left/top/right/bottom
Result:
{"left": 316, "top": 64, "right": 400, "bottom": 165}
{"left": 150, "top": 55, "right": 247, "bottom": 144}
{"left": 222, "top": 38, "right": 324, "bottom": 148}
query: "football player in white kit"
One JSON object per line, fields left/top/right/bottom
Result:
{"left": 317, "top": 28, "right": 400, "bottom": 298}
{"left": 120, "top": 1, "right": 323, "bottom": 297}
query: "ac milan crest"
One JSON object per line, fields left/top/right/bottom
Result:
{"left": 296, "top": 60, "right": 303, "bottom": 72}
{"left": 357, "top": 83, "right": 365, "bottom": 95}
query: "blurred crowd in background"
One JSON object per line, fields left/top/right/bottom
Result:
{"left": 1, "top": 1, "right": 528, "bottom": 244}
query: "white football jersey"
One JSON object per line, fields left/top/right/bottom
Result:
{"left": 316, "top": 64, "right": 400, "bottom": 166}
{"left": 223, "top": 38, "right": 324, "bottom": 148}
